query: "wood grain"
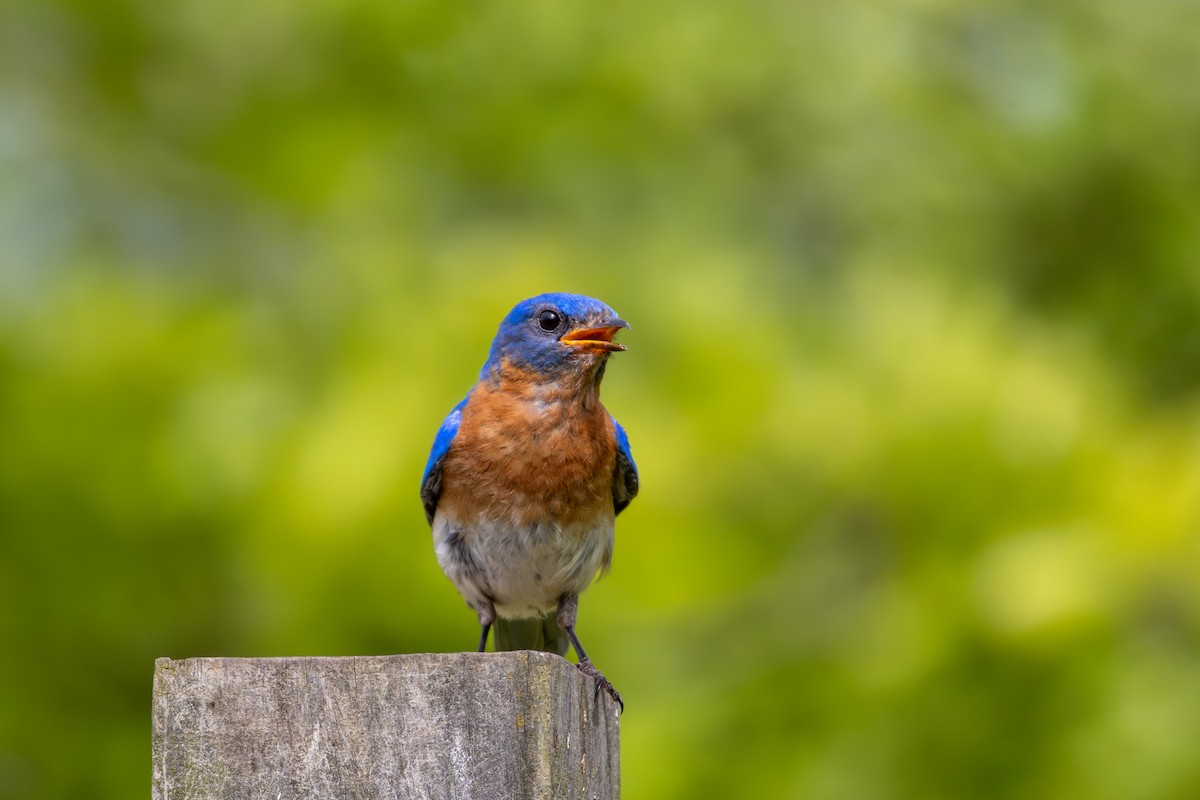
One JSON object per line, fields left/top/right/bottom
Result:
{"left": 152, "top": 652, "right": 619, "bottom": 799}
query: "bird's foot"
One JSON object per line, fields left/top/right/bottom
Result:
{"left": 577, "top": 660, "right": 624, "bottom": 714}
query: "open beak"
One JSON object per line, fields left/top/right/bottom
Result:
{"left": 560, "top": 318, "right": 629, "bottom": 353}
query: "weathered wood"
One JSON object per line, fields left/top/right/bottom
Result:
{"left": 153, "top": 652, "right": 619, "bottom": 800}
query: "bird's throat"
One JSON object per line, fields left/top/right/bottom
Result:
{"left": 490, "top": 358, "right": 606, "bottom": 410}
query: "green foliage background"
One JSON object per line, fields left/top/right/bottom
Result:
{"left": 2, "top": 1, "right": 1200, "bottom": 798}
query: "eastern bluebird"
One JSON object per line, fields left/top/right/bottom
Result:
{"left": 420, "top": 292, "right": 638, "bottom": 708}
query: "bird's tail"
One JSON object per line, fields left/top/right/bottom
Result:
{"left": 493, "top": 615, "right": 569, "bottom": 656}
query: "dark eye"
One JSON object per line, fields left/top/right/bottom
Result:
{"left": 538, "top": 309, "right": 562, "bottom": 331}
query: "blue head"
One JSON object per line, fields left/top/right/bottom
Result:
{"left": 481, "top": 292, "right": 629, "bottom": 381}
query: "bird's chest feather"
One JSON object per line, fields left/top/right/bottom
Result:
{"left": 439, "top": 379, "right": 616, "bottom": 528}
{"left": 436, "top": 381, "right": 614, "bottom": 527}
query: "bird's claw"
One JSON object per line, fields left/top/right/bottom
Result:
{"left": 577, "top": 661, "right": 624, "bottom": 713}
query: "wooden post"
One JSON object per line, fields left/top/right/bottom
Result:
{"left": 152, "top": 652, "right": 619, "bottom": 800}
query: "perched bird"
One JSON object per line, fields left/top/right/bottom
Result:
{"left": 420, "top": 292, "right": 638, "bottom": 708}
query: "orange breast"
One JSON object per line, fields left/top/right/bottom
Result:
{"left": 439, "top": 374, "right": 617, "bottom": 529}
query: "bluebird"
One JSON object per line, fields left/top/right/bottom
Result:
{"left": 420, "top": 292, "right": 637, "bottom": 708}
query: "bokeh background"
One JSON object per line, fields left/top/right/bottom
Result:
{"left": 3, "top": 1, "right": 1200, "bottom": 798}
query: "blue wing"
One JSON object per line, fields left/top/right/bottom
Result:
{"left": 420, "top": 395, "right": 469, "bottom": 526}
{"left": 611, "top": 416, "right": 638, "bottom": 516}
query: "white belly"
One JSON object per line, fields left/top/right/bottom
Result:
{"left": 432, "top": 510, "right": 614, "bottom": 618}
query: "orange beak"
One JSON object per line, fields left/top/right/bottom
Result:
{"left": 560, "top": 319, "right": 629, "bottom": 353}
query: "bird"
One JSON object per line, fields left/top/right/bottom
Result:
{"left": 420, "top": 292, "right": 638, "bottom": 709}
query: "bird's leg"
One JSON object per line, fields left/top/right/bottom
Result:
{"left": 476, "top": 601, "right": 496, "bottom": 653}
{"left": 557, "top": 595, "right": 623, "bottom": 712}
